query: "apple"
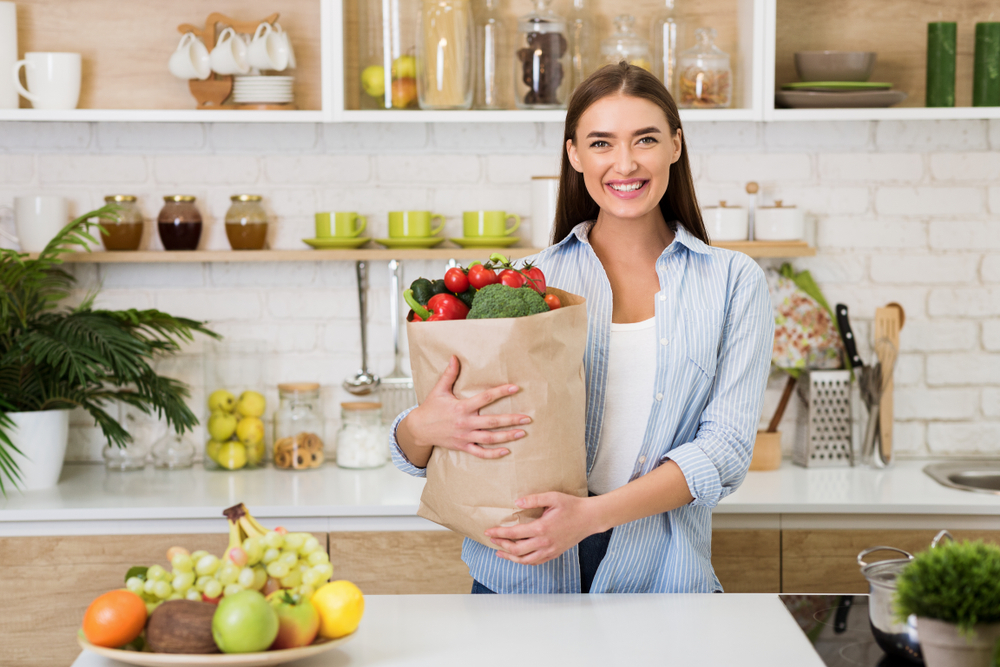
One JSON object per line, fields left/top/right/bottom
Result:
{"left": 391, "top": 55, "right": 416, "bottom": 80}
{"left": 267, "top": 590, "right": 320, "bottom": 650}
{"left": 211, "top": 590, "right": 278, "bottom": 654}
{"left": 391, "top": 78, "right": 417, "bottom": 109}
{"left": 361, "top": 65, "right": 386, "bottom": 98}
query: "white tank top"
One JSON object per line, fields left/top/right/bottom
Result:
{"left": 588, "top": 317, "right": 657, "bottom": 495}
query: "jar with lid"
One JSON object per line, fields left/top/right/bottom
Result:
{"left": 515, "top": 0, "right": 569, "bottom": 109}
{"left": 100, "top": 195, "right": 144, "bottom": 251}
{"left": 677, "top": 27, "right": 731, "bottom": 108}
{"left": 273, "top": 383, "right": 326, "bottom": 470}
{"left": 566, "top": 0, "right": 595, "bottom": 93}
{"left": 225, "top": 194, "right": 268, "bottom": 250}
{"left": 474, "top": 0, "right": 509, "bottom": 109}
{"left": 651, "top": 0, "right": 683, "bottom": 95}
{"left": 336, "top": 402, "right": 388, "bottom": 469}
{"left": 152, "top": 432, "right": 196, "bottom": 469}
{"left": 158, "top": 195, "right": 203, "bottom": 251}
{"left": 102, "top": 403, "right": 149, "bottom": 471}
{"left": 601, "top": 15, "right": 651, "bottom": 71}
{"left": 417, "top": 0, "right": 475, "bottom": 110}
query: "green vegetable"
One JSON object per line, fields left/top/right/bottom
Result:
{"left": 455, "top": 286, "right": 476, "bottom": 309}
{"left": 409, "top": 278, "right": 434, "bottom": 306}
{"left": 429, "top": 279, "right": 449, "bottom": 298}
{"left": 404, "top": 290, "right": 431, "bottom": 321}
{"left": 467, "top": 284, "right": 550, "bottom": 320}
{"left": 894, "top": 539, "right": 1000, "bottom": 635}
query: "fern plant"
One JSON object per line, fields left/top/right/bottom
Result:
{"left": 0, "top": 205, "right": 219, "bottom": 494}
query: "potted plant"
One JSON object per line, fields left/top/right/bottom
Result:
{"left": 0, "top": 206, "right": 218, "bottom": 494}
{"left": 895, "top": 538, "right": 1000, "bottom": 667}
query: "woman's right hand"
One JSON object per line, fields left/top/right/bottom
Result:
{"left": 395, "top": 356, "right": 531, "bottom": 468}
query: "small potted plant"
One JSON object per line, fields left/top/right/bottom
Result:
{"left": 0, "top": 206, "right": 218, "bottom": 494}
{"left": 894, "top": 538, "right": 1000, "bottom": 667}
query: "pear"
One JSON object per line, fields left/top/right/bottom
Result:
{"left": 207, "top": 411, "right": 238, "bottom": 441}
{"left": 236, "top": 391, "right": 266, "bottom": 418}
{"left": 207, "top": 389, "right": 236, "bottom": 413}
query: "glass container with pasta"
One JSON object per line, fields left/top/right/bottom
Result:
{"left": 417, "top": 0, "right": 475, "bottom": 110}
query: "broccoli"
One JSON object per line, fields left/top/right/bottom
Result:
{"left": 467, "top": 284, "right": 550, "bottom": 319}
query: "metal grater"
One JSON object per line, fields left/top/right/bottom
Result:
{"left": 792, "top": 370, "right": 854, "bottom": 467}
{"left": 379, "top": 259, "right": 417, "bottom": 425}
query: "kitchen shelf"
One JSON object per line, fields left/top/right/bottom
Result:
{"left": 0, "top": 109, "right": 327, "bottom": 123}
{"left": 768, "top": 106, "right": 1000, "bottom": 122}
{"left": 338, "top": 109, "right": 761, "bottom": 124}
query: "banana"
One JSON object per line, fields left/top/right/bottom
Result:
{"left": 239, "top": 515, "right": 265, "bottom": 540}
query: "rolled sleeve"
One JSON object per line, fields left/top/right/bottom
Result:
{"left": 389, "top": 405, "right": 427, "bottom": 478}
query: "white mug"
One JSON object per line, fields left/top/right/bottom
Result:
{"left": 274, "top": 23, "right": 296, "bottom": 70}
{"left": 210, "top": 27, "right": 250, "bottom": 75}
{"left": 12, "top": 52, "right": 81, "bottom": 110}
{"left": 702, "top": 202, "right": 749, "bottom": 241}
{"left": 168, "top": 32, "right": 210, "bottom": 80}
{"left": 0, "top": 196, "right": 70, "bottom": 253}
{"left": 248, "top": 22, "right": 289, "bottom": 72}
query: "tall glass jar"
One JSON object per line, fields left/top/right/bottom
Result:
{"left": 601, "top": 15, "right": 651, "bottom": 71}
{"left": 677, "top": 27, "right": 732, "bottom": 108}
{"left": 417, "top": 0, "right": 474, "bottom": 110}
{"left": 273, "top": 383, "right": 326, "bottom": 470}
{"left": 225, "top": 194, "right": 268, "bottom": 250}
{"left": 474, "top": 0, "right": 508, "bottom": 109}
{"left": 100, "top": 195, "right": 144, "bottom": 251}
{"left": 358, "top": 0, "right": 418, "bottom": 109}
{"left": 515, "top": 0, "right": 569, "bottom": 109}
{"left": 566, "top": 0, "right": 595, "bottom": 94}
{"left": 651, "top": 0, "right": 682, "bottom": 95}
{"left": 158, "top": 195, "right": 202, "bottom": 251}
{"left": 336, "top": 402, "right": 388, "bottom": 469}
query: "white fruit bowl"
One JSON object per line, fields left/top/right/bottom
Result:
{"left": 78, "top": 634, "right": 353, "bottom": 667}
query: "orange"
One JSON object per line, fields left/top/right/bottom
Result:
{"left": 82, "top": 590, "right": 147, "bottom": 648}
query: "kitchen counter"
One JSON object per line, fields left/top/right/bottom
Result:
{"left": 2, "top": 459, "right": 998, "bottom": 536}
{"left": 68, "top": 593, "right": 825, "bottom": 667}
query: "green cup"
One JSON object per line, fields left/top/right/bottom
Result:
{"left": 388, "top": 211, "right": 445, "bottom": 238}
{"left": 463, "top": 211, "right": 521, "bottom": 237}
{"left": 315, "top": 212, "right": 367, "bottom": 238}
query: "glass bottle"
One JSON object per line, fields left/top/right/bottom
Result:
{"left": 152, "top": 432, "right": 196, "bottom": 470}
{"left": 273, "top": 383, "right": 326, "bottom": 470}
{"left": 336, "top": 402, "right": 388, "bottom": 469}
{"left": 100, "top": 195, "right": 144, "bottom": 251}
{"left": 103, "top": 403, "right": 149, "bottom": 471}
{"left": 359, "top": 0, "right": 418, "bottom": 109}
{"left": 601, "top": 15, "right": 651, "bottom": 71}
{"left": 677, "top": 27, "right": 732, "bottom": 108}
{"left": 225, "top": 194, "right": 268, "bottom": 250}
{"left": 417, "top": 0, "right": 475, "bottom": 110}
{"left": 474, "top": 0, "right": 508, "bottom": 109}
{"left": 566, "top": 0, "right": 595, "bottom": 93}
{"left": 157, "top": 195, "right": 202, "bottom": 251}
{"left": 515, "top": 0, "right": 569, "bottom": 109}
{"left": 651, "top": 0, "right": 682, "bottom": 95}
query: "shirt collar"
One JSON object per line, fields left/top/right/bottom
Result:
{"left": 556, "top": 220, "right": 712, "bottom": 256}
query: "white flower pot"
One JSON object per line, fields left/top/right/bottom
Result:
{"left": 917, "top": 617, "right": 1000, "bottom": 667}
{"left": 6, "top": 409, "right": 70, "bottom": 490}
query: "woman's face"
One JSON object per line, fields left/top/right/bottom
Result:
{"left": 566, "top": 94, "right": 683, "bottom": 223}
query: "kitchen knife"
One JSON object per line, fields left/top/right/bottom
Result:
{"left": 835, "top": 303, "right": 863, "bottom": 369}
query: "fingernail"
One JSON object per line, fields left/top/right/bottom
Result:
{"left": 508, "top": 385, "right": 519, "bottom": 393}
{"left": 520, "top": 417, "right": 531, "bottom": 425}
{"left": 515, "top": 499, "right": 525, "bottom": 508}
{"left": 514, "top": 430, "right": 525, "bottom": 439}
{"left": 500, "top": 449, "right": 510, "bottom": 456}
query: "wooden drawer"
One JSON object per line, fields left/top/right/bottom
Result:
{"left": 712, "top": 529, "right": 781, "bottom": 593}
{"left": 329, "top": 531, "right": 472, "bottom": 595}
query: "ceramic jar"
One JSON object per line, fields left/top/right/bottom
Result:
{"left": 702, "top": 200, "right": 748, "bottom": 241}
{"left": 755, "top": 200, "right": 804, "bottom": 241}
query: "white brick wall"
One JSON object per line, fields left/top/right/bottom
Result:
{"left": 4, "top": 118, "right": 1000, "bottom": 462}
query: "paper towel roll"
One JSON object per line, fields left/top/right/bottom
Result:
{"left": 0, "top": 3, "right": 16, "bottom": 109}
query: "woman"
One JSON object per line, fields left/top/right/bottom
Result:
{"left": 390, "top": 63, "right": 774, "bottom": 594}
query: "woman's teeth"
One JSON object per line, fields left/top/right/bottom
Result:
{"left": 608, "top": 181, "right": 645, "bottom": 192}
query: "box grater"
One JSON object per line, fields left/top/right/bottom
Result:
{"left": 380, "top": 259, "right": 417, "bottom": 425}
{"left": 792, "top": 369, "right": 854, "bottom": 467}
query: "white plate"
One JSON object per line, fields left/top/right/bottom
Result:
{"left": 78, "top": 635, "right": 352, "bottom": 667}
{"left": 234, "top": 76, "right": 294, "bottom": 82}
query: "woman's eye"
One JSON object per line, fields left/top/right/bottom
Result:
{"left": 637, "top": 136, "right": 658, "bottom": 145}
{"left": 589, "top": 140, "right": 610, "bottom": 148}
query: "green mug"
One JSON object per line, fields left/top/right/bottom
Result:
{"left": 388, "top": 211, "right": 445, "bottom": 238}
{"left": 315, "top": 212, "right": 367, "bottom": 238}
{"left": 463, "top": 211, "right": 521, "bottom": 237}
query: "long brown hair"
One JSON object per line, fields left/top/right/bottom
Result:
{"left": 551, "top": 62, "right": 708, "bottom": 246}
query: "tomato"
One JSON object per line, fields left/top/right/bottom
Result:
{"left": 444, "top": 267, "right": 469, "bottom": 294}
{"left": 468, "top": 264, "right": 499, "bottom": 289}
{"left": 522, "top": 266, "right": 546, "bottom": 295}
{"left": 499, "top": 269, "right": 525, "bottom": 288}
{"left": 544, "top": 293, "right": 562, "bottom": 310}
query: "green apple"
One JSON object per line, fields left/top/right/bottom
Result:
{"left": 361, "top": 65, "right": 385, "bottom": 98}
{"left": 236, "top": 391, "right": 266, "bottom": 418}
{"left": 212, "top": 590, "right": 278, "bottom": 653}
{"left": 267, "top": 590, "right": 320, "bottom": 650}
{"left": 207, "top": 411, "right": 237, "bottom": 442}
{"left": 391, "top": 55, "right": 416, "bottom": 80}
{"left": 208, "top": 389, "right": 236, "bottom": 413}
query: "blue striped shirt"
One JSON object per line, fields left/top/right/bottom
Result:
{"left": 390, "top": 221, "right": 774, "bottom": 594}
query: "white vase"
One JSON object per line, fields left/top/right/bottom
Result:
{"left": 6, "top": 409, "right": 70, "bottom": 490}
{"left": 917, "top": 617, "right": 1000, "bottom": 667}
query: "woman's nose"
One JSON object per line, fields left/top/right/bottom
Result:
{"left": 614, "top": 146, "right": 637, "bottom": 176}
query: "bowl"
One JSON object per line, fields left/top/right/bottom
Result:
{"left": 794, "top": 51, "right": 876, "bottom": 82}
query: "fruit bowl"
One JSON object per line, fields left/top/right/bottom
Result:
{"left": 78, "top": 634, "right": 353, "bottom": 667}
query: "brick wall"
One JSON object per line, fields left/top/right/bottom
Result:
{"left": 1, "top": 119, "right": 998, "bottom": 460}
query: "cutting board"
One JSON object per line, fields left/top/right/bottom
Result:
{"left": 874, "top": 304, "right": 903, "bottom": 463}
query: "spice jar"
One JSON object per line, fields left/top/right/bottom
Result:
{"left": 336, "top": 402, "right": 388, "bottom": 469}
{"left": 678, "top": 27, "right": 731, "bottom": 108}
{"left": 100, "top": 195, "right": 144, "bottom": 251}
{"left": 601, "top": 15, "right": 651, "bottom": 71}
{"left": 515, "top": 0, "right": 569, "bottom": 109}
{"left": 417, "top": 0, "right": 474, "bottom": 110}
{"left": 273, "top": 383, "right": 325, "bottom": 470}
{"left": 158, "top": 195, "right": 203, "bottom": 251}
{"left": 225, "top": 194, "right": 268, "bottom": 250}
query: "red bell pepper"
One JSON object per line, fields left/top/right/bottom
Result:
{"left": 426, "top": 293, "right": 470, "bottom": 320}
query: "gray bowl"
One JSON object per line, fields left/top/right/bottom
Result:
{"left": 794, "top": 51, "right": 877, "bottom": 82}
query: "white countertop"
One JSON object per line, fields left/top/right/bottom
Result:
{"left": 69, "top": 593, "right": 825, "bottom": 667}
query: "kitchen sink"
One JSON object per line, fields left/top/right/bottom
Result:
{"left": 924, "top": 461, "right": 1000, "bottom": 495}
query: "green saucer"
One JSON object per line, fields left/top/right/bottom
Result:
{"left": 375, "top": 237, "right": 445, "bottom": 249}
{"left": 449, "top": 236, "right": 521, "bottom": 248}
{"left": 303, "top": 236, "right": 371, "bottom": 249}
{"left": 782, "top": 81, "right": 893, "bottom": 91}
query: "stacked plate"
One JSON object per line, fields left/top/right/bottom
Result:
{"left": 232, "top": 76, "right": 294, "bottom": 104}
{"left": 776, "top": 51, "right": 907, "bottom": 109}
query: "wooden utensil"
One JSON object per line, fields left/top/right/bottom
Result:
{"left": 874, "top": 304, "right": 903, "bottom": 464}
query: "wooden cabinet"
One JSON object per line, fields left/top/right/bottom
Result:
{"left": 712, "top": 529, "right": 781, "bottom": 593}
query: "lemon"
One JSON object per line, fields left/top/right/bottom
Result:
{"left": 236, "top": 416, "right": 265, "bottom": 447}
{"left": 236, "top": 391, "right": 266, "bottom": 418}
{"left": 207, "top": 389, "right": 236, "bottom": 413}
{"left": 207, "top": 410, "right": 238, "bottom": 441}
{"left": 361, "top": 65, "right": 385, "bottom": 98}
{"left": 216, "top": 442, "right": 247, "bottom": 470}
{"left": 312, "top": 581, "right": 364, "bottom": 639}
{"left": 205, "top": 439, "right": 225, "bottom": 463}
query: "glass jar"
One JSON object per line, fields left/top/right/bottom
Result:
{"left": 651, "top": 0, "right": 682, "bottom": 95}
{"left": 566, "top": 0, "right": 595, "bottom": 93}
{"left": 152, "top": 432, "right": 196, "bottom": 470}
{"left": 358, "top": 0, "right": 417, "bottom": 109}
{"left": 417, "top": 0, "right": 474, "bottom": 110}
{"left": 158, "top": 195, "right": 203, "bottom": 251}
{"left": 474, "top": 0, "right": 509, "bottom": 109}
{"left": 336, "top": 402, "right": 388, "bottom": 469}
{"left": 103, "top": 403, "right": 150, "bottom": 471}
{"left": 601, "top": 15, "right": 651, "bottom": 71}
{"left": 203, "top": 340, "right": 269, "bottom": 472}
{"left": 100, "top": 195, "right": 144, "bottom": 251}
{"left": 677, "top": 27, "right": 731, "bottom": 109}
{"left": 515, "top": 0, "right": 569, "bottom": 109}
{"left": 273, "top": 383, "right": 326, "bottom": 470}
{"left": 225, "top": 194, "right": 268, "bottom": 250}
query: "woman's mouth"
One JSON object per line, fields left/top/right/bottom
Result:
{"left": 605, "top": 179, "right": 649, "bottom": 199}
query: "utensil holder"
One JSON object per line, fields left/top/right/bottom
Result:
{"left": 792, "top": 369, "right": 854, "bottom": 467}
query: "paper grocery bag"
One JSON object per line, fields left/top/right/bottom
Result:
{"left": 406, "top": 287, "right": 588, "bottom": 548}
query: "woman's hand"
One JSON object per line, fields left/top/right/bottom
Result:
{"left": 396, "top": 356, "right": 531, "bottom": 467}
{"left": 484, "top": 493, "right": 602, "bottom": 566}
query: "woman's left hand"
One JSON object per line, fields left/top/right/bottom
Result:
{"left": 484, "top": 493, "right": 601, "bottom": 566}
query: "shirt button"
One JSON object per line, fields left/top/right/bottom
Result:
{"left": 656, "top": 392, "right": 663, "bottom": 401}
{"left": 659, "top": 294, "right": 666, "bottom": 301}
{"left": 660, "top": 338, "right": 669, "bottom": 346}
{"left": 639, "top": 456, "right": 646, "bottom": 464}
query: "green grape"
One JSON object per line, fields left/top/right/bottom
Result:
{"left": 190, "top": 550, "right": 209, "bottom": 562}
{"left": 298, "top": 562, "right": 310, "bottom": 574}
{"left": 237, "top": 567, "right": 256, "bottom": 589}
{"left": 223, "top": 583, "right": 243, "bottom": 597}
{"left": 283, "top": 533, "right": 307, "bottom": 551}
{"left": 143, "top": 578, "right": 158, "bottom": 595}
{"left": 302, "top": 569, "right": 324, "bottom": 587}
{"left": 262, "top": 531, "right": 285, "bottom": 550}
{"left": 147, "top": 565, "right": 167, "bottom": 581}
{"left": 185, "top": 589, "right": 203, "bottom": 601}
{"left": 280, "top": 569, "right": 302, "bottom": 588}
{"left": 243, "top": 538, "right": 264, "bottom": 565}
{"left": 299, "top": 536, "right": 321, "bottom": 556}
{"left": 126, "top": 577, "right": 145, "bottom": 595}
{"left": 266, "top": 561, "right": 290, "bottom": 579}
{"left": 262, "top": 548, "right": 281, "bottom": 565}
{"left": 307, "top": 551, "right": 329, "bottom": 567}
{"left": 252, "top": 566, "right": 268, "bottom": 590}
{"left": 195, "top": 554, "right": 220, "bottom": 576}
{"left": 218, "top": 563, "right": 240, "bottom": 586}
{"left": 171, "top": 554, "right": 194, "bottom": 573}
{"left": 195, "top": 575, "right": 212, "bottom": 591}
{"left": 167, "top": 592, "right": 184, "bottom": 601}
{"left": 278, "top": 551, "right": 299, "bottom": 568}
{"left": 312, "top": 562, "right": 334, "bottom": 582}
{"left": 152, "top": 580, "right": 173, "bottom": 599}
{"left": 172, "top": 571, "right": 196, "bottom": 592}
{"left": 145, "top": 601, "right": 161, "bottom": 616}
{"left": 298, "top": 584, "right": 315, "bottom": 599}
{"left": 203, "top": 579, "right": 223, "bottom": 599}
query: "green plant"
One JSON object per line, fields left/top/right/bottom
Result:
{"left": 0, "top": 206, "right": 219, "bottom": 494}
{"left": 894, "top": 539, "right": 1000, "bottom": 635}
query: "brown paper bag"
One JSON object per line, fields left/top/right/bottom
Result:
{"left": 406, "top": 287, "right": 589, "bottom": 548}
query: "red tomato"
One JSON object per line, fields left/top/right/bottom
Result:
{"left": 468, "top": 264, "right": 499, "bottom": 289}
{"left": 499, "top": 269, "right": 525, "bottom": 288}
{"left": 544, "top": 293, "right": 562, "bottom": 310}
{"left": 444, "top": 267, "right": 470, "bottom": 293}
{"left": 523, "top": 267, "right": 546, "bottom": 294}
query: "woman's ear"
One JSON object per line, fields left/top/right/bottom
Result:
{"left": 671, "top": 129, "right": 683, "bottom": 165}
{"left": 566, "top": 139, "right": 584, "bottom": 173}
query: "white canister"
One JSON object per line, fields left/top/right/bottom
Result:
{"left": 10, "top": 195, "right": 69, "bottom": 252}
{"left": 531, "top": 175, "right": 559, "bottom": 248}
{"left": 702, "top": 200, "right": 748, "bottom": 241}
{"left": 7, "top": 409, "right": 70, "bottom": 490}
{"left": 755, "top": 200, "right": 804, "bottom": 241}
{"left": 0, "top": 2, "right": 16, "bottom": 109}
